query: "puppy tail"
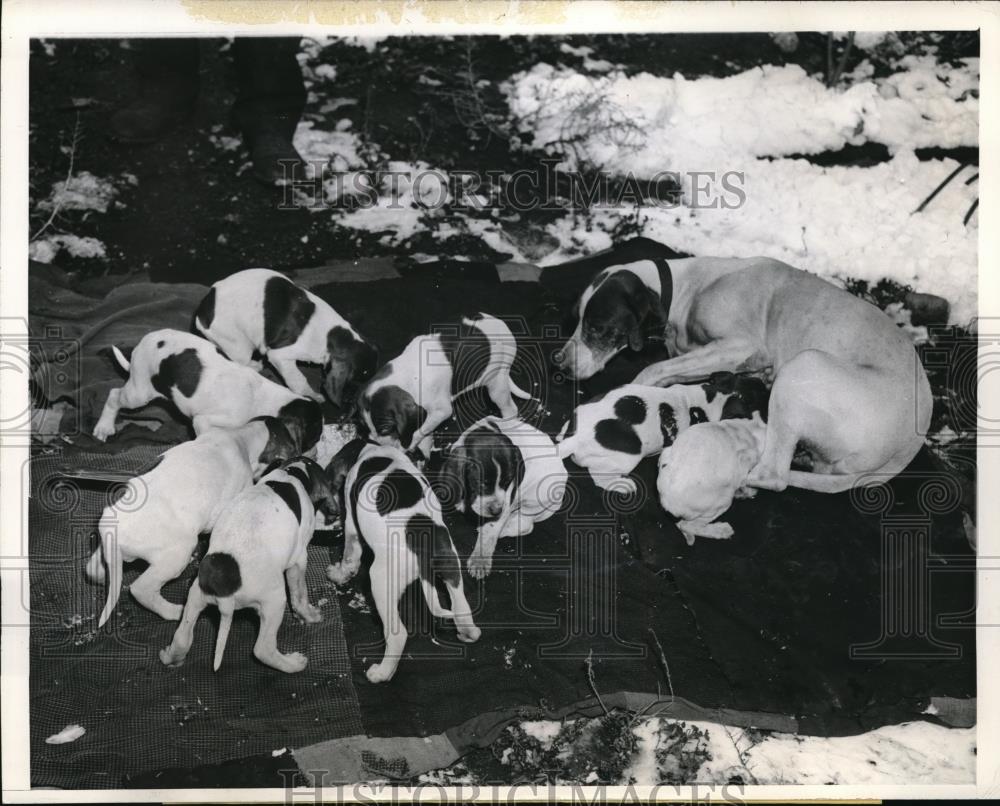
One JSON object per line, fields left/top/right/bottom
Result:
{"left": 213, "top": 600, "right": 235, "bottom": 672}
{"left": 509, "top": 378, "right": 534, "bottom": 400}
{"left": 96, "top": 529, "right": 123, "bottom": 628}
{"left": 110, "top": 344, "right": 131, "bottom": 373}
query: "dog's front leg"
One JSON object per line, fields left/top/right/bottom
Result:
{"left": 467, "top": 522, "right": 501, "bottom": 579}
{"left": 632, "top": 338, "right": 761, "bottom": 387}
{"left": 407, "top": 404, "right": 452, "bottom": 459}
{"left": 269, "top": 354, "right": 323, "bottom": 402}
{"left": 159, "top": 581, "right": 208, "bottom": 667}
{"left": 93, "top": 382, "right": 156, "bottom": 441}
{"left": 286, "top": 563, "right": 322, "bottom": 623}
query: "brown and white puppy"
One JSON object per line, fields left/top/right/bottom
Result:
{"left": 556, "top": 373, "right": 769, "bottom": 493}
{"left": 440, "top": 416, "right": 568, "bottom": 579}
{"left": 194, "top": 268, "right": 378, "bottom": 407}
{"left": 326, "top": 441, "right": 480, "bottom": 683}
{"left": 358, "top": 313, "right": 533, "bottom": 461}
{"left": 92, "top": 329, "right": 323, "bottom": 453}
{"left": 159, "top": 457, "right": 337, "bottom": 674}
{"left": 87, "top": 417, "right": 297, "bottom": 626}
{"left": 554, "top": 241, "right": 932, "bottom": 493}
{"left": 657, "top": 414, "right": 767, "bottom": 546}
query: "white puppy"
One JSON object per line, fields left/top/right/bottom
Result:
{"left": 159, "top": 457, "right": 337, "bottom": 673}
{"left": 657, "top": 413, "right": 767, "bottom": 546}
{"left": 358, "top": 313, "right": 533, "bottom": 461}
{"left": 441, "top": 416, "right": 568, "bottom": 579}
{"left": 92, "top": 328, "right": 323, "bottom": 452}
{"left": 556, "top": 373, "right": 769, "bottom": 494}
{"left": 194, "top": 268, "right": 378, "bottom": 407}
{"left": 87, "top": 417, "right": 297, "bottom": 626}
{"left": 326, "top": 441, "right": 481, "bottom": 683}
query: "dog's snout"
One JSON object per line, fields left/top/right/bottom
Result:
{"left": 487, "top": 500, "right": 504, "bottom": 518}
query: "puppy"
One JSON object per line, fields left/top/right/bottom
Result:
{"left": 358, "top": 313, "right": 533, "bottom": 461}
{"left": 326, "top": 441, "right": 480, "bottom": 683}
{"left": 441, "top": 416, "right": 568, "bottom": 579}
{"left": 194, "top": 268, "right": 378, "bottom": 407}
{"left": 87, "top": 417, "right": 297, "bottom": 626}
{"left": 556, "top": 372, "right": 769, "bottom": 493}
{"left": 657, "top": 413, "right": 767, "bottom": 546}
{"left": 159, "top": 457, "right": 337, "bottom": 673}
{"left": 93, "top": 329, "right": 323, "bottom": 452}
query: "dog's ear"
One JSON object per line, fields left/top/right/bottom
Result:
{"left": 702, "top": 371, "right": 737, "bottom": 402}
{"left": 494, "top": 432, "right": 526, "bottom": 498}
{"left": 438, "top": 445, "right": 469, "bottom": 512}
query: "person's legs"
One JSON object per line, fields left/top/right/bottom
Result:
{"left": 231, "top": 37, "right": 307, "bottom": 184}
{"left": 111, "top": 39, "right": 200, "bottom": 143}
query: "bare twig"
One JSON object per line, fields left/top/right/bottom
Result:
{"left": 826, "top": 33, "right": 835, "bottom": 87}
{"left": 31, "top": 111, "right": 82, "bottom": 242}
{"left": 913, "top": 162, "right": 967, "bottom": 214}
{"left": 831, "top": 32, "right": 855, "bottom": 86}
{"left": 647, "top": 628, "right": 675, "bottom": 705}
{"left": 585, "top": 649, "right": 610, "bottom": 716}
{"left": 964, "top": 198, "right": 978, "bottom": 227}
{"left": 721, "top": 721, "right": 758, "bottom": 784}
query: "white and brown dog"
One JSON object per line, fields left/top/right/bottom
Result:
{"left": 194, "top": 268, "right": 378, "bottom": 407}
{"left": 93, "top": 329, "right": 324, "bottom": 452}
{"left": 358, "top": 313, "right": 533, "bottom": 461}
{"left": 553, "top": 240, "right": 932, "bottom": 493}
{"left": 87, "top": 417, "right": 297, "bottom": 626}
{"left": 326, "top": 440, "right": 481, "bottom": 683}
{"left": 440, "top": 416, "right": 568, "bottom": 579}
{"left": 657, "top": 414, "right": 767, "bottom": 546}
{"left": 556, "top": 373, "right": 769, "bottom": 493}
{"left": 159, "top": 457, "right": 337, "bottom": 674}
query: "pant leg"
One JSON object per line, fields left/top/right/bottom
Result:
{"left": 230, "top": 37, "right": 306, "bottom": 141}
{"left": 132, "top": 38, "right": 201, "bottom": 91}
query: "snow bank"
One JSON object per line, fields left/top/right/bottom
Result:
{"left": 625, "top": 717, "right": 974, "bottom": 785}
{"left": 505, "top": 58, "right": 978, "bottom": 168}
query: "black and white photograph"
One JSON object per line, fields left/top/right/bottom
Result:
{"left": 1, "top": 1, "right": 995, "bottom": 801}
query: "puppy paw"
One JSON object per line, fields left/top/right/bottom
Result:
{"left": 467, "top": 553, "right": 493, "bottom": 579}
{"left": 457, "top": 624, "right": 482, "bottom": 643}
{"left": 159, "top": 646, "right": 186, "bottom": 667}
{"left": 733, "top": 484, "right": 758, "bottom": 500}
{"left": 92, "top": 422, "right": 116, "bottom": 441}
{"left": 326, "top": 562, "right": 356, "bottom": 586}
{"left": 282, "top": 652, "right": 309, "bottom": 673}
{"left": 306, "top": 390, "right": 324, "bottom": 403}
{"left": 297, "top": 603, "right": 323, "bottom": 624}
{"left": 366, "top": 662, "right": 395, "bottom": 684}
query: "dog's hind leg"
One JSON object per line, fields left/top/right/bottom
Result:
{"left": 677, "top": 519, "right": 734, "bottom": 546}
{"left": 93, "top": 380, "right": 157, "bottom": 441}
{"left": 419, "top": 579, "right": 454, "bottom": 619}
{"left": 485, "top": 374, "right": 519, "bottom": 420}
{"left": 129, "top": 547, "right": 191, "bottom": 621}
{"left": 286, "top": 562, "right": 322, "bottom": 623}
{"left": 366, "top": 559, "right": 408, "bottom": 683}
{"left": 253, "top": 588, "right": 308, "bottom": 673}
{"left": 326, "top": 512, "right": 362, "bottom": 585}
{"left": 159, "top": 581, "right": 208, "bottom": 667}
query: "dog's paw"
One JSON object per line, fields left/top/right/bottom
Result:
{"left": 159, "top": 646, "right": 185, "bottom": 667}
{"left": 282, "top": 652, "right": 309, "bottom": 673}
{"left": 92, "top": 421, "right": 115, "bottom": 441}
{"left": 457, "top": 624, "right": 481, "bottom": 643}
{"left": 326, "top": 562, "right": 355, "bottom": 586}
{"left": 306, "top": 390, "right": 324, "bottom": 403}
{"left": 733, "top": 484, "right": 758, "bottom": 500}
{"left": 467, "top": 553, "right": 493, "bottom": 580}
{"left": 297, "top": 603, "right": 323, "bottom": 624}
{"left": 366, "top": 662, "right": 395, "bottom": 684}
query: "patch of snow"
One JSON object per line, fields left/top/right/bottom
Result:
{"left": 46, "top": 724, "right": 86, "bottom": 744}
{"left": 30, "top": 234, "right": 107, "bottom": 263}
{"left": 38, "top": 171, "right": 121, "bottom": 214}
{"left": 292, "top": 120, "right": 368, "bottom": 175}
{"left": 521, "top": 720, "right": 562, "bottom": 746}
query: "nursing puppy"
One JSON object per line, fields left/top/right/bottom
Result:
{"left": 87, "top": 417, "right": 297, "bottom": 626}
{"left": 358, "top": 313, "right": 533, "bottom": 461}
{"left": 441, "top": 417, "right": 568, "bottom": 579}
{"left": 556, "top": 372, "right": 769, "bottom": 493}
{"left": 326, "top": 441, "right": 480, "bottom": 683}
{"left": 657, "top": 414, "right": 767, "bottom": 546}
{"left": 93, "top": 329, "right": 323, "bottom": 452}
{"left": 159, "top": 457, "right": 337, "bottom": 673}
{"left": 194, "top": 268, "right": 378, "bottom": 407}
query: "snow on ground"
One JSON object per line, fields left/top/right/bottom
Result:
{"left": 629, "top": 716, "right": 972, "bottom": 784}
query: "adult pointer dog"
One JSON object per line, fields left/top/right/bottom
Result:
{"left": 552, "top": 241, "right": 932, "bottom": 493}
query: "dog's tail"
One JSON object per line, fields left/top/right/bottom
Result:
{"left": 111, "top": 344, "right": 131, "bottom": 373}
{"left": 509, "top": 378, "right": 534, "bottom": 401}
{"left": 96, "top": 526, "right": 124, "bottom": 628}
{"left": 213, "top": 600, "right": 235, "bottom": 672}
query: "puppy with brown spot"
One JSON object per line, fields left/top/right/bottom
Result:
{"left": 194, "top": 268, "right": 378, "bottom": 407}
{"left": 358, "top": 313, "right": 533, "bottom": 461}
{"left": 657, "top": 413, "right": 767, "bottom": 546}
{"left": 556, "top": 372, "right": 769, "bottom": 494}
{"left": 160, "top": 457, "right": 337, "bottom": 674}
{"left": 440, "top": 416, "right": 568, "bottom": 579}
{"left": 93, "top": 329, "right": 323, "bottom": 453}
{"left": 87, "top": 417, "right": 297, "bottom": 626}
{"left": 325, "top": 440, "right": 480, "bottom": 683}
